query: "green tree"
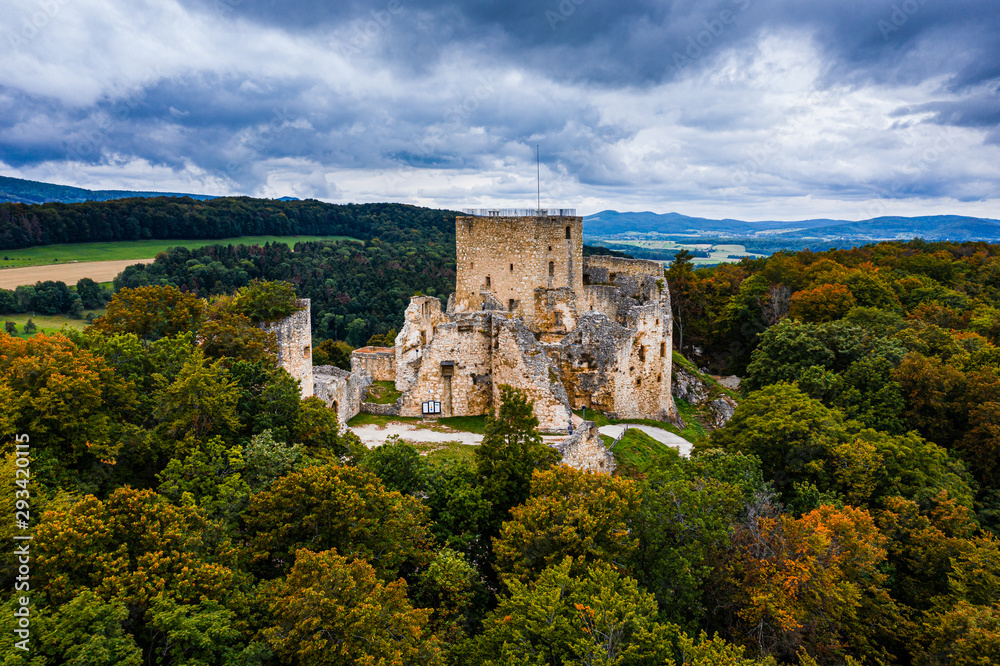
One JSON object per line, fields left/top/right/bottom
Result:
{"left": 230, "top": 279, "right": 301, "bottom": 323}
{"left": 360, "top": 435, "right": 428, "bottom": 495}
{"left": 246, "top": 464, "right": 433, "bottom": 580}
{"left": 474, "top": 385, "right": 560, "bottom": 536}
{"left": 76, "top": 277, "right": 110, "bottom": 309}
{"left": 423, "top": 460, "right": 492, "bottom": 563}
{"left": 460, "top": 558, "right": 767, "bottom": 666}
{"left": 23, "top": 319, "right": 36, "bottom": 334}
{"left": 4, "top": 321, "right": 15, "bottom": 335}
{"left": 153, "top": 348, "right": 240, "bottom": 443}
{"left": 494, "top": 465, "right": 641, "bottom": 584}
{"left": 259, "top": 548, "right": 442, "bottom": 666}
{"left": 92, "top": 285, "right": 204, "bottom": 340}
{"left": 156, "top": 436, "right": 251, "bottom": 527}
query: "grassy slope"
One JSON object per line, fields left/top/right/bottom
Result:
{"left": 365, "top": 381, "right": 403, "bottom": 405}
{"left": 611, "top": 428, "right": 683, "bottom": 478}
{"left": 0, "top": 235, "right": 360, "bottom": 269}
{"left": 1, "top": 310, "right": 103, "bottom": 338}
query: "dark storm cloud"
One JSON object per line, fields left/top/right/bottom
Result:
{"left": 0, "top": 0, "right": 998, "bottom": 214}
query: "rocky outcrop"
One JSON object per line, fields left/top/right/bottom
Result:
{"left": 672, "top": 366, "right": 710, "bottom": 405}
{"left": 708, "top": 396, "right": 738, "bottom": 428}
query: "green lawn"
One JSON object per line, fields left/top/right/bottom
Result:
{"left": 2, "top": 310, "right": 103, "bottom": 338}
{"left": 412, "top": 441, "right": 476, "bottom": 466}
{"left": 437, "top": 415, "right": 488, "bottom": 435}
{"left": 364, "top": 380, "right": 403, "bottom": 405}
{"left": 346, "top": 414, "right": 424, "bottom": 428}
{"left": 611, "top": 427, "right": 682, "bottom": 478}
{"left": 0, "top": 235, "right": 360, "bottom": 269}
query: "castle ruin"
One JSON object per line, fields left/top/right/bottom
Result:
{"left": 271, "top": 210, "right": 676, "bottom": 442}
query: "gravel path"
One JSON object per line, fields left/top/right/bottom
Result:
{"left": 349, "top": 421, "right": 570, "bottom": 449}
{"left": 0, "top": 259, "right": 155, "bottom": 289}
{"left": 598, "top": 424, "right": 693, "bottom": 457}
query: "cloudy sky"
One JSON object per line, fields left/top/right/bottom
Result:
{"left": 1, "top": 0, "right": 998, "bottom": 220}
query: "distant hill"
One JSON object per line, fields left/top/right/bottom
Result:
{"left": 0, "top": 175, "right": 216, "bottom": 204}
{"left": 584, "top": 210, "right": 1000, "bottom": 241}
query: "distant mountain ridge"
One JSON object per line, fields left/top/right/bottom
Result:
{"left": 584, "top": 210, "right": 1000, "bottom": 241}
{"left": 0, "top": 175, "right": 216, "bottom": 204}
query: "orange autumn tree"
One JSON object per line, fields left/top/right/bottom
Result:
{"left": 0, "top": 332, "right": 135, "bottom": 467}
{"left": 725, "top": 504, "right": 896, "bottom": 664}
{"left": 788, "top": 284, "right": 857, "bottom": 323}
{"left": 92, "top": 284, "right": 205, "bottom": 340}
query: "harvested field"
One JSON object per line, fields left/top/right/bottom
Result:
{"left": 0, "top": 259, "right": 153, "bottom": 289}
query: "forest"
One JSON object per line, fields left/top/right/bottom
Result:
{"left": 1, "top": 238, "right": 1000, "bottom": 664}
{"left": 0, "top": 196, "right": 456, "bottom": 250}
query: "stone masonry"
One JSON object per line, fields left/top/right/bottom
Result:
{"left": 262, "top": 298, "right": 314, "bottom": 398}
{"left": 301, "top": 211, "right": 675, "bottom": 473}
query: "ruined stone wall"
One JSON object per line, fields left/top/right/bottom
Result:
{"left": 454, "top": 215, "right": 583, "bottom": 326}
{"left": 397, "top": 312, "right": 494, "bottom": 419}
{"left": 583, "top": 255, "right": 663, "bottom": 280}
{"left": 395, "top": 296, "right": 449, "bottom": 394}
{"left": 555, "top": 422, "right": 616, "bottom": 474}
{"left": 551, "top": 314, "right": 633, "bottom": 414}
{"left": 261, "top": 299, "right": 314, "bottom": 398}
{"left": 582, "top": 285, "right": 626, "bottom": 323}
{"left": 613, "top": 303, "right": 675, "bottom": 421}
{"left": 490, "top": 316, "right": 573, "bottom": 433}
{"left": 532, "top": 287, "right": 579, "bottom": 341}
{"left": 351, "top": 347, "right": 396, "bottom": 381}
{"left": 314, "top": 365, "right": 370, "bottom": 425}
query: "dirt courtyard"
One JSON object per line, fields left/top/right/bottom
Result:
{"left": 0, "top": 259, "right": 154, "bottom": 290}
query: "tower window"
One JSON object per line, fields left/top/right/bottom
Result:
{"left": 510, "top": 263, "right": 514, "bottom": 271}
{"left": 548, "top": 261, "right": 554, "bottom": 277}
{"left": 548, "top": 245, "right": 552, "bottom": 251}
{"left": 639, "top": 346, "right": 646, "bottom": 361}
{"left": 555, "top": 312, "right": 563, "bottom": 327}
{"left": 565, "top": 226, "right": 571, "bottom": 239}
{"left": 486, "top": 275, "right": 491, "bottom": 288}
{"left": 660, "top": 342, "right": 666, "bottom": 357}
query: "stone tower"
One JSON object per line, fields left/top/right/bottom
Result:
{"left": 453, "top": 210, "right": 583, "bottom": 329}
{"left": 260, "top": 298, "right": 314, "bottom": 398}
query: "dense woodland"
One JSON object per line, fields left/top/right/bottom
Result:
{"left": 0, "top": 197, "right": 456, "bottom": 250}
{"left": 2, "top": 232, "right": 1000, "bottom": 663}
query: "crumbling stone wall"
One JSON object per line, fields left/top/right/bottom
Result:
{"left": 489, "top": 315, "right": 573, "bottom": 433}
{"left": 454, "top": 215, "right": 583, "bottom": 327}
{"left": 261, "top": 299, "right": 314, "bottom": 398}
{"left": 532, "top": 287, "right": 579, "bottom": 342}
{"left": 555, "top": 421, "right": 616, "bottom": 474}
{"left": 616, "top": 303, "right": 674, "bottom": 421}
{"left": 314, "top": 365, "right": 370, "bottom": 425}
{"left": 351, "top": 346, "right": 396, "bottom": 381}
{"left": 395, "top": 296, "right": 449, "bottom": 394}
{"left": 397, "top": 311, "right": 493, "bottom": 419}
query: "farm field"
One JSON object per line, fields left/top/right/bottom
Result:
{"left": 0, "top": 234, "right": 360, "bottom": 269}
{"left": 591, "top": 239, "right": 767, "bottom": 265}
{"left": 1, "top": 310, "right": 103, "bottom": 338}
{"left": 0, "top": 235, "right": 360, "bottom": 289}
